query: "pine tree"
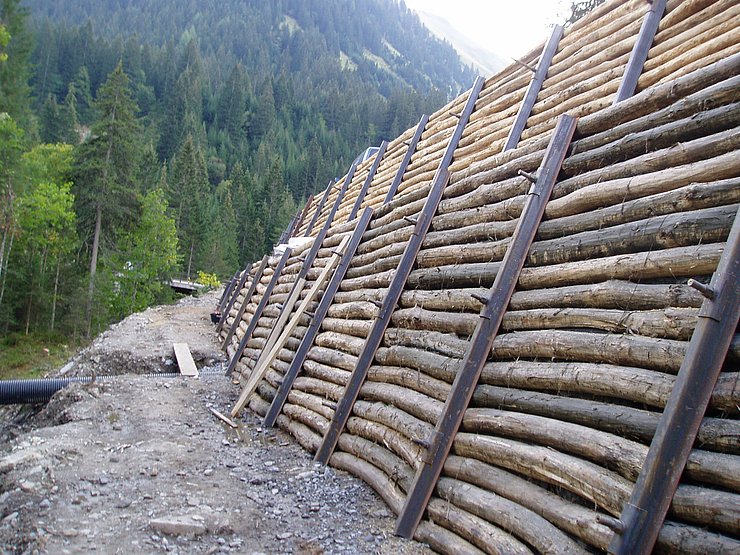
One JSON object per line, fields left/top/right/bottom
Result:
{"left": 112, "top": 188, "right": 178, "bottom": 318}
{"left": 169, "top": 134, "right": 209, "bottom": 278}
{"left": 73, "top": 61, "right": 141, "bottom": 337}
{"left": 0, "top": 0, "right": 33, "bottom": 129}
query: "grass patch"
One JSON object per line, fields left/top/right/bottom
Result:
{"left": 0, "top": 333, "right": 81, "bottom": 380}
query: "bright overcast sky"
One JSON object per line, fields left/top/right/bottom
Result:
{"left": 403, "top": 0, "right": 568, "bottom": 58}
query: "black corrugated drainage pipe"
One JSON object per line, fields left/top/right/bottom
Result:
{"left": 0, "top": 369, "right": 224, "bottom": 405}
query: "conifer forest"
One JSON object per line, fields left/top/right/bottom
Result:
{"left": 0, "top": 0, "right": 474, "bottom": 341}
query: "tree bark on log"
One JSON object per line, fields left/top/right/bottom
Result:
{"left": 472, "top": 384, "right": 738, "bottom": 453}
{"left": 454, "top": 432, "right": 633, "bottom": 516}
{"left": 435, "top": 478, "right": 589, "bottom": 555}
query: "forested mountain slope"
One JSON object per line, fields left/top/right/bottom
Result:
{"left": 0, "top": 0, "right": 473, "bottom": 340}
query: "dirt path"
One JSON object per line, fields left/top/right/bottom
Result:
{"left": 0, "top": 292, "right": 429, "bottom": 554}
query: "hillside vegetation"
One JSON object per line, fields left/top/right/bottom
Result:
{"left": 0, "top": 0, "right": 474, "bottom": 343}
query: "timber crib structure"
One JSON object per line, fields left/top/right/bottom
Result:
{"left": 216, "top": 1, "right": 740, "bottom": 553}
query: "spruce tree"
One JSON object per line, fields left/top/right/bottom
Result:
{"left": 73, "top": 61, "right": 141, "bottom": 337}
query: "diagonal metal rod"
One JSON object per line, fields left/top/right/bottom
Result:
{"left": 263, "top": 207, "right": 374, "bottom": 427}
{"left": 303, "top": 180, "right": 334, "bottom": 237}
{"left": 384, "top": 115, "right": 429, "bottom": 204}
{"left": 217, "top": 277, "right": 236, "bottom": 316}
{"left": 216, "top": 267, "right": 251, "bottom": 332}
{"left": 221, "top": 255, "right": 270, "bottom": 349}
{"left": 608, "top": 205, "right": 740, "bottom": 555}
{"left": 613, "top": 0, "right": 667, "bottom": 104}
{"left": 348, "top": 141, "right": 388, "bottom": 221}
{"left": 395, "top": 114, "right": 578, "bottom": 539}
{"left": 292, "top": 194, "right": 313, "bottom": 238}
{"left": 503, "top": 25, "right": 563, "bottom": 152}
{"left": 225, "top": 249, "right": 291, "bottom": 376}
{"left": 314, "top": 76, "right": 486, "bottom": 466}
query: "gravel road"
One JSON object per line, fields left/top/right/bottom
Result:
{"left": 0, "top": 291, "right": 430, "bottom": 555}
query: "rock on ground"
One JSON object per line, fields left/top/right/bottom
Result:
{"left": 0, "top": 290, "right": 431, "bottom": 554}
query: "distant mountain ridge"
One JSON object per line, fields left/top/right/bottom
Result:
{"left": 24, "top": 0, "right": 476, "bottom": 97}
{"left": 414, "top": 10, "right": 507, "bottom": 77}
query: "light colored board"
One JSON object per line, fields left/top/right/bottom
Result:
{"left": 173, "top": 343, "right": 199, "bottom": 377}
{"left": 232, "top": 235, "right": 351, "bottom": 417}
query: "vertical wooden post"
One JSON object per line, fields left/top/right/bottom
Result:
{"left": 503, "top": 25, "right": 563, "bottom": 151}
{"left": 314, "top": 76, "right": 486, "bottom": 465}
{"left": 609, "top": 206, "right": 740, "bottom": 555}
{"left": 613, "top": 0, "right": 667, "bottom": 103}
{"left": 395, "top": 114, "right": 578, "bottom": 539}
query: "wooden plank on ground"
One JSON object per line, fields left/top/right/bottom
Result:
{"left": 173, "top": 343, "right": 199, "bottom": 377}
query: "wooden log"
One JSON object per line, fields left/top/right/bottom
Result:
{"left": 314, "top": 330, "right": 366, "bottom": 356}
{"left": 375, "top": 342, "right": 458, "bottom": 383}
{"left": 384, "top": 328, "right": 470, "bottom": 358}
{"left": 567, "top": 76, "right": 740, "bottom": 160}
{"left": 329, "top": 452, "right": 404, "bottom": 514}
{"left": 292, "top": 376, "right": 344, "bottom": 401}
{"left": 435, "top": 478, "right": 588, "bottom": 555}
{"left": 446, "top": 52, "right": 740, "bottom": 196}
{"left": 278, "top": 415, "right": 321, "bottom": 453}
{"left": 454, "top": 432, "right": 632, "bottom": 516}
{"left": 367, "top": 365, "right": 451, "bottom": 402}
{"left": 306, "top": 346, "right": 357, "bottom": 372}
{"left": 550, "top": 131, "right": 740, "bottom": 209}
{"left": 477, "top": 360, "right": 738, "bottom": 414}
{"left": 443, "top": 455, "right": 740, "bottom": 554}
{"left": 472, "top": 385, "right": 738, "bottom": 453}
{"left": 415, "top": 520, "right": 486, "bottom": 555}
{"left": 444, "top": 455, "right": 611, "bottom": 550}
{"left": 302, "top": 359, "right": 350, "bottom": 386}
{"left": 326, "top": 300, "right": 379, "bottom": 320}
{"left": 638, "top": 22, "right": 740, "bottom": 92}
{"left": 346, "top": 411, "right": 424, "bottom": 468}
{"left": 337, "top": 433, "right": 413, "bottom": 490}
{"left": 538, "top": 178, "right": 740, "bottom": 242}
{"left": 359, "top": 382, "right": 443, "bottom": 426}
{"left": 393, "top": 304, "right": 700, "bottom": 341}
{"left": 425, "top": 498, "right": 534, "bottom": 555}
{"left": 491, "top": 329, "right": 686, "bottom": 373}
{"left": 670, "top": 484, "right": 740, "bottom": 535}
{"left": 461, "top": 408, "right": 739, "bottom": 490}
{"left": 400, "top": 281, "right": 703, "bottom": 313}
{"left": 564, "top": 101, "right": 740, "bottom": 176}
{"left": 282, "top": 403, "right": 329, "bottom": 436}
{"left": 320, "top": 317, "right": 372, "bottom": 338}
{"left": 516, "top": 243, "right": 723, "bottom": 291}
{"left": 502, "top": 307, "right": 698, "bottom": 341}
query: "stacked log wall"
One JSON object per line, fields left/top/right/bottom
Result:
{"left": 219, "top": 1, "right": 740, "bottom": 553}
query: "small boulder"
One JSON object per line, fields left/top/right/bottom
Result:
{"left": 149, "top": 515, "right": 207, "bottom": 537}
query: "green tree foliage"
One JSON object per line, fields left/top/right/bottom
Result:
{"left": 0, "top": 112, "right": 24, "bottom": 324}
{"left": 0, "top": 22, "right": 9, "bottom": 62}
{"left": 110, "top": 188, "right": 178, "bottom": 318}
{"left": 1, "top": 143, "right": 77, "bottom": 334}
{"left": 14, "top": 179, "right": 77, "bottom": 333}
{"left": 168, "top": 134, "right": 209, "bottom": 278}
{"left": 72, "top": 61, "right": 141, "bottom": 336}
{"left": 1, "top": 0, "right": 477, "bottom": 343}
{"left": 0, "top": 0, "right": 33, "bottom": 129}
{"left": 565, "top": 0, "right": 606, "bottom": 25}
